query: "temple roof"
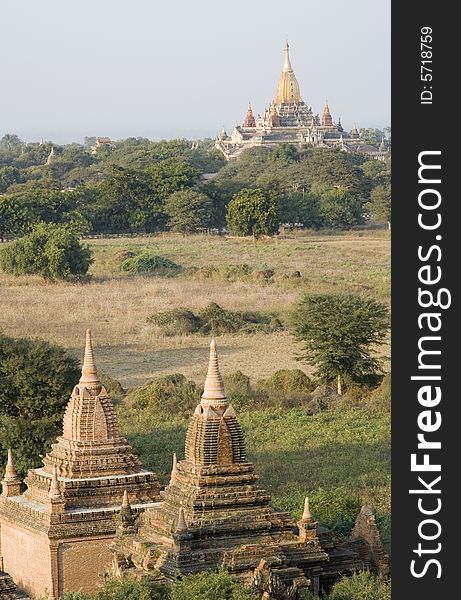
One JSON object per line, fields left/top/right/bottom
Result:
{"left": 275, "top": 42, "right": 302, "bottom": 104}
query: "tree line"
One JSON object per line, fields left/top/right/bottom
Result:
{"left": 1, "top": 135, "right": 391, "bottom": 240}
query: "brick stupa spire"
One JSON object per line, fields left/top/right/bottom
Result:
{"left": 0, "top": 330, "right": 161, "bottom": 599}
{"left": 112, "top": 339, "right": 328, "bottom": 594}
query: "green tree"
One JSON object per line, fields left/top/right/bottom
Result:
{"left": 146, "top": 158, "right": 199, "bottom": 199}
{"left": 317, "top": 187, "right": 364, "bottom": 229}
{"left": 0, "top": 222, "right": 93, "bottom": 280}
{"left": 291, "top": 294, "right": 389, "bottom": 393}
{"left": 0, "top": 166, "right": 21, "bottom": 193}
{"left": 366, "top": 184, "right": 391, "bottom": 228}
{"left": 165, "top": 189, "right": 213, "bottom": 233}
{"left": 226, "top": 188, "right": 279, "bottom": 237}
{"left": 170, "top": 570, "right": 258, "bottom": 600}
{"left": 328, "top": 572, "right": 390, "bottom": 600}
{"left": 0, "top": 335, "right": 80, "bottom": 478}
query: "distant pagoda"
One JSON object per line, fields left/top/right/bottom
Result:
{"left": 216, "top": 43, "right": 388, "bottom": 160}
{"left": 0, "top": 330, "right": 161, "bottom": 600}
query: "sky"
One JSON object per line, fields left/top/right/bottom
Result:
{"left": 0, "top": 0, "right": 391, "bottom": 144}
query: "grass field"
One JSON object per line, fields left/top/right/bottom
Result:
{"left": 0, "top": 229, "right": 390, "bottom": 387}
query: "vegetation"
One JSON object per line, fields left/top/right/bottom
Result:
{"left": 291, "top": 294, "right": 390, "bottom": 393}
{"left": 148, "top": 302, "right": 284, "bottom": 336}
{"left": 165, "top": 189, "right": 213, "bottom": 233}
{"left": 59, "top": 571, "right": 258, "bottom": 600}
{"left": 0, "top": 335, "right": 80, "bottom": 478}
{"left": 366, "top": 184, "right": 391, "bottom": 228}
{"left": 0, "top": 222, "right": 92, "bottom": 280}
{"left": 0, "top": 135, "right": 390, "bottom": 238}
{"left": 119, "top": 252, "right": 182, "bottom": 276}
{"left": 226, "top": 188, "right": 279, "bottom": 237}
{"left": 328, "top": 572, "right": 391, "bottom": 600}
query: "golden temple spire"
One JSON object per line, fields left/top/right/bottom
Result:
{"left": 283, "top": 41, "right": 293, "bottom": 72}
{"left": 201, "top": 339, "right": 228, "bottom": 406}
{"left": 275, "top": 41, "right": 301, "bottom": 104}
{"left": 79, "top": 329, "right": 102, "bottom": 393}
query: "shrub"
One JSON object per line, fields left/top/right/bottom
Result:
{"left": 165, "top": 189, "right": 213, "bottom": 233}
{"left": 100, "top": 373, "right": 126, "bottom": 404}
{"left": 170, "top": 569, "right": 258, "bottom": 600}
{"left": 125, "top": 373, "right": 199, "bottom": 418}
{"left": 328, "top": 572, "right": 391, "bottom": 600}
{"left": 147, "top": 308, "right": 203, "bottom": 337}
{"left": 148, "top": 303, "right": 284, "bottom": 337}
{"left": 262, "top": 369, "right": 314, "bottom": 394}
{"left": 94, "top": 576, "right": 167, "bottom": 600}
{"left": 0, "top": 222, "right": 92, "bottom": 280}
{"left": 0, "top": 335, "right": 80, "bottom": 478}
{"left": 310, "top": 488, "right": 362, "bottom": 538}
{"left": 120, "top": 252, "right": 182, "bottom": 276}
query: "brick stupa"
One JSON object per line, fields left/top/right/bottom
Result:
{"left": 112, "top": 340, "right": 330, "bottom": 597}
{"left": 0, "top": 330, "right": 161, "bottom": 600}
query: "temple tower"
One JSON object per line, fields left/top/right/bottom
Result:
{"left": 243, "top": 103, "right": 256, "bottom": 128}
{"left": 112, "top": 340, "right": 328, "bottom": 597}
{"left": 0, "top": 330, "right": 161, "bottom": 600}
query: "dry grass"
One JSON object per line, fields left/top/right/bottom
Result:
{"left": 0, "top": 230, "right": 390, "bottom": 388}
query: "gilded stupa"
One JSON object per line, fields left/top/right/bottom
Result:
{"left": 216, "top": 42, "right": 388, "bottom": 160}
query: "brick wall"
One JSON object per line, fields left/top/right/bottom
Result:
{"left": 59, "top": 537, "right": 114, "bottom": 595}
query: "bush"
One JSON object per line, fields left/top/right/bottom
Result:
{"left": 100, "top": 373, "right": 126, "bottom": 404}
{"left": 170, "top": 570, "right": 258, "bottom": 600}
{"left": 0, "top": 335, "right": 80, "bottom": 478}
{"left": 125, "top": 373, "right": 199, "bottom": 419}
{"left": 120, "top": 252, "right": 182, "bottom": 276}
{"left": 60, "top": 576, "right": 168, "bottom": 600}
{"left": 186, "top": 263, "right": 254, "bottom": 283}
{"left": 148, "top": 302, "right": 284, "bottom": 337}
{"left": 328, "top": 572, "right": 390, "bottom": 600}
{"left": 0, "top": 222, "right": 92, "bottom": 280}
{"left": 310, "top": 488, "right": 362, "bottom": 538}
{"left": 262, "top": 369, "right": 314, "bottom": 394}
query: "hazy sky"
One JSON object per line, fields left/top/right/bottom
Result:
{"left": 0, "top": 0, "right": 390, "bottom": 144}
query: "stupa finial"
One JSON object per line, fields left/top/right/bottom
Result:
{"left": 122, "top": 489, "right": 130, "bottom": 509}
{"left": 4, "top": 448, "right": 18, "bottom": 481}
{"left": 302, "top": 496, "right": 312, "bottom": 521}
{"left": 176, "top": 505, "right": 187, "bottom": 532}
{"left": 201, "top": 339, "right": 228, "bottom": 406}
{"left": 49, "top": 465, "right": 61, "bottom": 499}
{"left": 79, "top": 329, "right": 102, "bottom": 393}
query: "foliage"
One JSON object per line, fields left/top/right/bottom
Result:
{"left": 366, "top": 184, "right": 391, "bottom": 226}
{"left": 165, "top": 189, "right": 213, "bottom": 233}
{"left": 60, "top": 576, "right": 167, "bottom": 600}
{"left": 0, "top": 222, "right": 92, "bottom": 280}
{"left": 0, "top": 335, "right": 80, "bottom": 478}
{"left": 119, "top": 252, "right": 182, "bottom": 276}
{"left": 125, "top": 374, "right": 200, "bottom": 418}
{"left": 147, "top": 302, "right": 284, "bottom": 336}
{"left": 309, "top": 488, "right": 362, "bottom": 537}
{"left": 328, "top": 572, "right": 391, "bottom": 600}
{"left": 170, "top": 569, "right": 258, "bottom": 600}
{"left": 226, "top": 188, "right": 279, "bottom": 237}
{"left": 261, "top": 369, "right": 314, "bottom": 394}
{"left": 146, "top": 158, "right": 199, "bottom": 199}
{"left": 291, "top": 294, "right": 389, "bottom": 388}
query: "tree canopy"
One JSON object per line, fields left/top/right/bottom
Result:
{"left": 0, "top": 222, "right": 93, "bottom": 280}
{"left": 226, "top": 188, "right": 279, "bottom": 237}
{"left": 291, "top": 294, "right": 389, "bottom": 392}
{"left": 0, "top": 335, "right": 80, "bottom": 478}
